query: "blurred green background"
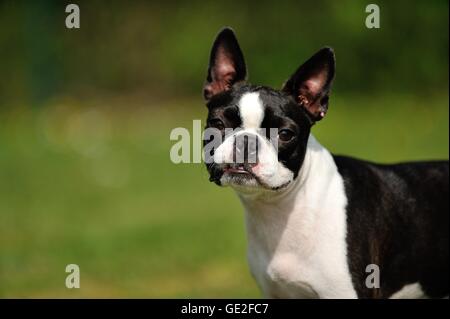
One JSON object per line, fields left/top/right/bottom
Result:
{"left": 0, "top": 0, "right": 448, "bottom": 297}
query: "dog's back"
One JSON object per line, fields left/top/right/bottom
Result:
{"left": 334, "top": 156, "right": 449, "bottom": 298}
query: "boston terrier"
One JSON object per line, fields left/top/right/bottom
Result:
{"left": 202, "top": 27, "right": 449, "bottom": 298}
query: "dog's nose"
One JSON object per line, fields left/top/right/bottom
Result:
{"left": 233, "top": 133, "right": 259, "bottom": 165}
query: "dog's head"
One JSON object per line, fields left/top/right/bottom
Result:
{"left": 203, "top": 27, "right": 335, "bottom": 192}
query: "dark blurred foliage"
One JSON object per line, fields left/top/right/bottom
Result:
{"left": 0, "top": 0, "right": 448, "bottom": 106}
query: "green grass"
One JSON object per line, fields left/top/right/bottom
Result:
{"left": 0, "top": 93, "right": 448, "bottom": 297}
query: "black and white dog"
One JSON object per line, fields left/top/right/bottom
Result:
{"left": 202, "top": 28, "right": 449, "bottom": 298}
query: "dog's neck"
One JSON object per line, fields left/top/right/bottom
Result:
{"left": 234, "top": 135, "right": 356, "bottom": 298}
{"left": 235, "top": 134, "right": 344, "bottom": 253}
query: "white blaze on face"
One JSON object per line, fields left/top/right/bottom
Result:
{"left": 213, "top": 92, "right": 294, "bottom": 190}
{"left": 238, "top": 92, "right": 265, "bottom": 129}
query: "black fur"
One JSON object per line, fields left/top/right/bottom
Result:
{"left": 204, "top": 83, "right": 313, "bottom": 185}
{"left": 203, "top": 27, "right": 449, "bottom": 298}
{"left": 334, "top": 156, "right": 449, "bottom": 298}
{"left": 203, "top": 28, "right": 326, "bottom": 187}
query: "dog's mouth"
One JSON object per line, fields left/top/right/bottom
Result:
{"left": 223, "top": 163, "right": 256, "bottom": 176}
{"left": 208, "top": 162, "right": 292, "bottom": 191}
{"left": 220, "top": 163, "right": 263, "bottom": 188}
{"left": 224, "top": 164, "right": 251, "bottom": 174}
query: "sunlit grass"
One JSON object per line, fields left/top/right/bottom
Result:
{"left": 0, "top": 93, "right": 448, "bottom": 297}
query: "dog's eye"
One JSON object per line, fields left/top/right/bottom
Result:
{"left": 209, "top": 119, "right": 225, "bottom": 131}
{"left": 278, "top": 129, "right": 295, "bottom": 142}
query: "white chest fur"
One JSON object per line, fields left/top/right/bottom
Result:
{"left": 238, "top": 135, "right": 357, "bottom": 299}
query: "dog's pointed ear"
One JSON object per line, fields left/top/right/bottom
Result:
{"left": 282, "top": 47, "right": 335, "bottom": 122}
{"left": 203, "top": 27, "right": 247, "bottom": 101}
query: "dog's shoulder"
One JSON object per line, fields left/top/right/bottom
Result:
{"left": 331, "top": 154, "right": 449, "bottom": 298}
{"left": 332, "top": 154, "right": 448, "bottom": 206}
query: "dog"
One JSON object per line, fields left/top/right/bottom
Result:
{"left": 202, "top": 27, "right": 449, "bottom": 298}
